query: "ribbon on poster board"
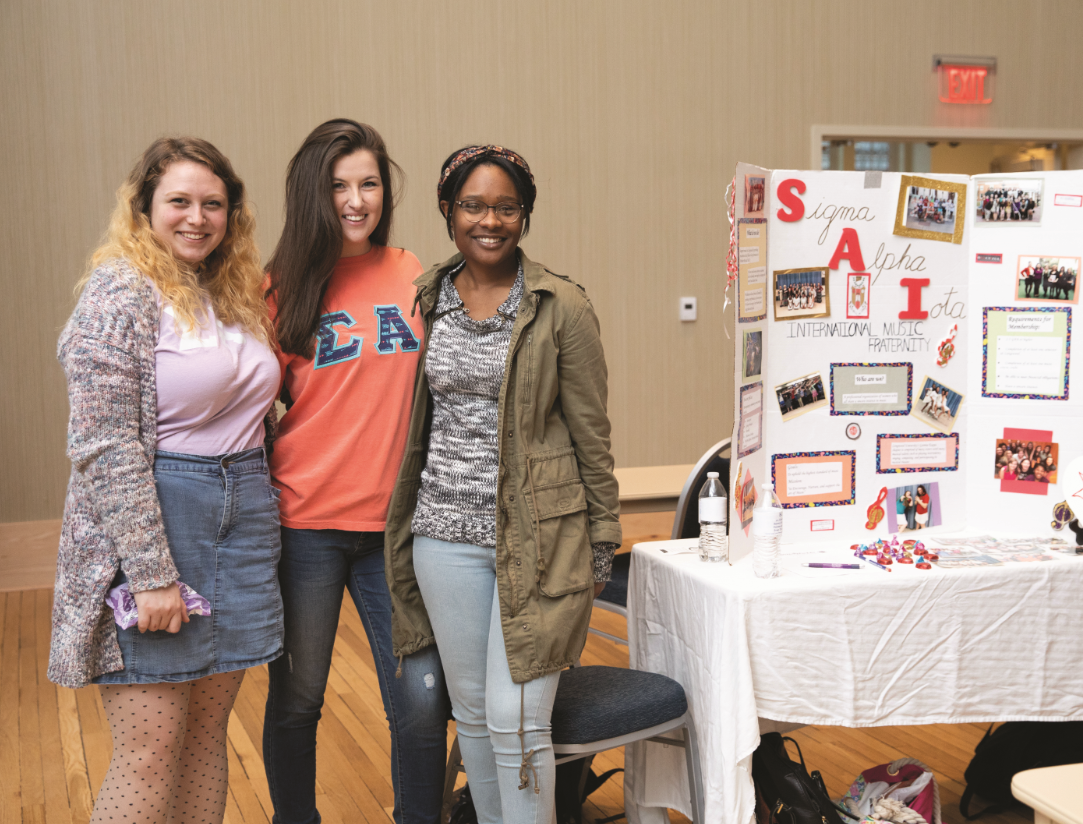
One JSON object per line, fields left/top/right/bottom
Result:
{"left": 722, "top": 176, "right": 738, "bottom": 339}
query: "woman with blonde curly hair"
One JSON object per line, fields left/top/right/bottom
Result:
{"left": 49, "top": 136, "right": 283, "bottom": 824}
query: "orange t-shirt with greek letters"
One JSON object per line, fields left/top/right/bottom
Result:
{"left": 268, "top": 246, "right": 424, "bottom": 531}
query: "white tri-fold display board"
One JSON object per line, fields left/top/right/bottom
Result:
{"left": 729, "top": 164, "right": 1083, "bottom": 560}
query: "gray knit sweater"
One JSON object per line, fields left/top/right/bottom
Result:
{"left": 411, "top": 265, "right": 616, "bottom": 581}
{"left": 48, "top": 259, "right": 275, "bottom": 688}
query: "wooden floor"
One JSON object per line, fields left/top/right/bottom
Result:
{"left": 1, "top": 531, "right": 1032, "bottom": 824}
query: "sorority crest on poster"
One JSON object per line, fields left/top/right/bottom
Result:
{"left": 846, "top": 273, "right": 870, "bottom": 319}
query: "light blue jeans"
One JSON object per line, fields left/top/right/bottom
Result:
{"left": 413, "top": 535, "right": 561, "bottom": 824}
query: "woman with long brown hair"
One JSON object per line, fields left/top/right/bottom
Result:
{"left": 262, "top": 119, "right": 448, "bottom": 824}
{"left": 49, "top": 137, "right": 283, "bottom": 824}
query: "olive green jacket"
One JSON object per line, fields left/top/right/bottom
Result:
{"left": 384, "top": 250, "right": 622, "bottom": 683}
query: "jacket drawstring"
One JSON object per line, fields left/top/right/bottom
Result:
{"left": 525, "top": 456, "right": 545, "bottom": 583}
{"left": 517, "top": 682, "right": 540, "bottom": 793}
{"left": 395, "top": 652, "right": 403, "bottom": 679}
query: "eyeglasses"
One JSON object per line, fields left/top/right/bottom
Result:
{"left": 455, "top": 200, "right": 524, "bottom": 223}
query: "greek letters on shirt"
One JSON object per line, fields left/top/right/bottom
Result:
{"left": 314, "top": 304, "right": 419, "bottom": 369}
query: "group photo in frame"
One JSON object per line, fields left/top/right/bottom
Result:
{"left": 894, "top": 175, "right": 966, "bottom": 244}
{"left": 912, "top": 375, "right": 964, "bottom": 433}
{"left": 975, "top": 178, "right": 1044, "bottom": 226}
{"left": 994, "top": 437, "right": 1058, "bottom": 484}
{"left": 1015, "top": 255, "right": 1079, "bottom": 305}
{"left": 774, "top": 372, "right": 827, "bottom": 421}
{"left": 887, "top": 482, "right": 943, "bottom": 533}
{"left": 773, "top": 267, "right": 830, "bottom": 320}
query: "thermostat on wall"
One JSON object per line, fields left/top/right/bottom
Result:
{"left": 679, "top": 296, "right": 697, "bottom": 321}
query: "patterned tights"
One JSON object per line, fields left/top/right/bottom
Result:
{"left": 92, "top": 671, "right": 244, "bottom": 824}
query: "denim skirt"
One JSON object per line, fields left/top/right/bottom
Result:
{"left": 94, "top": 447, "right": 284, "bottom": 684}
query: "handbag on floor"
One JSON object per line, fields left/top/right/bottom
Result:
{"left": 960, "top": 721, "right": 1083, "bottom": 819}
{"left": 752, "top": 732, "right": 844, "bottom": 824}
{"left": 837, "top": 758, "right": 941, "bottom": 824}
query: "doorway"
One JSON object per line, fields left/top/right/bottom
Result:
{"left": 810, "top": 126, "right": 1083, "bottom": 175}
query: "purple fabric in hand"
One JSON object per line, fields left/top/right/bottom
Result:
{"left": 105, "top": 581, "right": 212, "bottom": 629}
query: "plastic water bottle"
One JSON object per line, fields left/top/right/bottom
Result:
{"left": 698, "top": 472, "right": 729, "bottom": 563}
{"left": 752, "top": 483, "right": 783, "bottom": 578}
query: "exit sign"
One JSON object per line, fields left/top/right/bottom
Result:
{"left": 934, "top": 55, "right": 996, "bottom": 105}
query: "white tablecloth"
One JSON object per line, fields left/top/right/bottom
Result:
{"left": 624, "top": 538, "right": 1083, "bottom": 824}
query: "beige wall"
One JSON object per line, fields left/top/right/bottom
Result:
{"left": 4, "top": 0, "right": 1083, "bottom": 522}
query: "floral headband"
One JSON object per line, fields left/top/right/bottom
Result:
{"left": 437, "top": 145, "right": 534, "bottom": 198}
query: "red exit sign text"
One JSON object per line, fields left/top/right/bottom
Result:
{"left": 937, "top": 64, "right": 993, "bottom": 105}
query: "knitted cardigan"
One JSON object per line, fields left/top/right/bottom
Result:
{"left": 47, "top": 259, "right": 276, "bottom": 688}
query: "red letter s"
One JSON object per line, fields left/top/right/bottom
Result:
{"left": 776, "top": 178, "right": 806, "bottom": 222}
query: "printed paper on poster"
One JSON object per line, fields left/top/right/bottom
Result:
{"left": 982, "top": 307, "right": 1070, "bottom": 400}
{"left": 876, "top": 433, "right": 959, "bottom": 473}
{"left": 738, "top": 219, "right": 768, "bottom": 322}
{"left": 737, "top": 382, "right": 764, "bottom": 458}
{"left": 995, "top": 337, "right": 1064, "bottom": 396}
{"left": 786, "top": 462, "right": 843, "bottom": 497}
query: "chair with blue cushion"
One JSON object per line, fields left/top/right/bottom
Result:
{"left": 441, "top": 664, "right": 705, "bottom": 823}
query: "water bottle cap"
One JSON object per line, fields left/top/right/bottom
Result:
{"left": 707, "top": 472, "right": 719, "bottom": 478}
{"left": 762, "top": 483, "right": 774, "bottom": 490}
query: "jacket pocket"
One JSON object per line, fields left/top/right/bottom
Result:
{"left": 528, "top": 480, "right": 592, "bottom": 597}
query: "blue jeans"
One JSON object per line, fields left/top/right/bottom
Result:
{"left": 413, "top": 535, "right": 561, "bottom": 824}
{"left": 263, "top": 528, "right": 449, "bottom": 824}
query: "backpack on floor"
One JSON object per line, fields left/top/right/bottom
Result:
{"left": 960, "top": 721, "right": 1083, "bottom": 819}
{"left": 752, "top": 732, "right": 844, "bottom": 824}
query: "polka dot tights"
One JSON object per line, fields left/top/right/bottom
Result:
{"left": 92, "top": 670, "right": 244, "bottom": 824}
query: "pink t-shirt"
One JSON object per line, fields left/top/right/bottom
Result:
{"left": 154, "top": 295, "right": 281, "bottom": 456}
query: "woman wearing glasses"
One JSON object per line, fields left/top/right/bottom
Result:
{"left": 262, "top": 120, "right": 448, "bottom": 824}
{"left": 384, "top": 145, "right": 622, "bottom": 822}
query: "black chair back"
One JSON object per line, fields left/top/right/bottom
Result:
{"left": 671, "top": 439, "right": 732, "bottom": 540}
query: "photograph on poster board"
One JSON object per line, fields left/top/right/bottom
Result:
{"left": 994, "top": 437, "right": 1058, "bottom": 483}
{"left": 771, "top": 451, "right": 856, "bottom": 509}
{"left": 737, "top": 381, "right": 764, "bottom": 458}
{"left": 774, "top": 372, "right": 827, "bottom": 421}
{"left": 830, "top": 362, "right": 912, "bottom": 416}
{"left": 877, "top": 433, "right": 959, "bottom": 473}
{"left": 911, "top": 375, "right": 964, "bottom": 433}
{"left": 773, "top": 267, "right": 830, "bottom": 320}
{"left": 982, "top": 307, "right": 1071, "bottom": 400}
{"left": 744, "top": 174, "right": 766, "bottom": 217}
{"left": 975, "top": 178, "right": 1044, "bottom": 226}
{"left": 739, "top": 219, "right": 768, "bottom": 322}
{"left": 1014, "top": 255, "right": 1079, "bottom": 305}
{"left": 846, "top": 273, "right": 871, "bottom": 319}
{"left": 743, "top": 330, "right": 763, "bottom": 379}
{"left": 893, "top": 175, "right": 966, "bottom": 244}
{"left": 886, "top": 482, "right": 942, "bottom": 533}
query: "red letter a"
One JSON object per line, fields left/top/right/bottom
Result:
{"left": 828, "top": 228, "right": 866, "bottom": 271}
